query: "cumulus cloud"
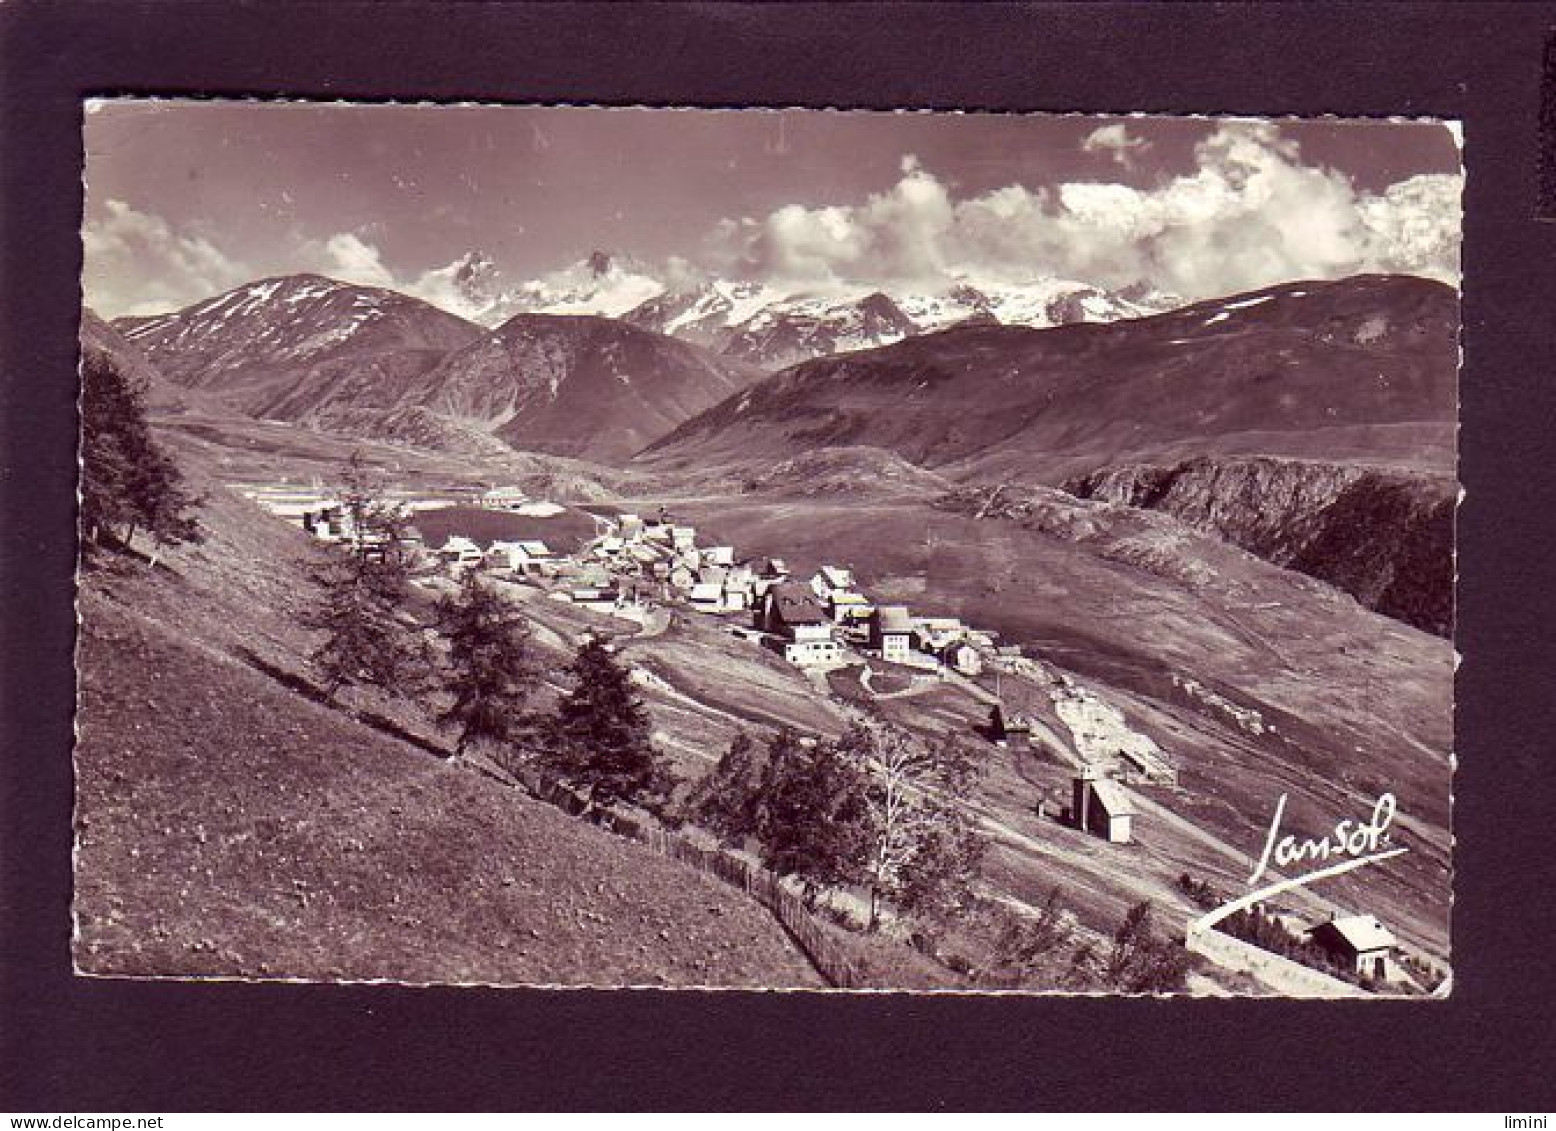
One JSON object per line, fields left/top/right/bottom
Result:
{"left": 709, "top": 157, "right": 955, "bottom": 287}
{"left": 83, "top": 204, "right": 417, "bottom": 317}
{"left": 295, "top": 231, "right": 397, "bottom": 289}
{"left": 707, "top": 122, "right": 1462, "bottom": 300}
{"left": 1081, "top": 123, "right": 1151, "bottom": 169}
{"left": 82, "top": 199, "right": 255, "bottom": 317}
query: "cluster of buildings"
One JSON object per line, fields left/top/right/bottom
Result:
{"left": 280, "top": 487, "right": 1160, "bottom": 846}
{"left": 427, "top": 502, "right": 1005, "bottom": 679}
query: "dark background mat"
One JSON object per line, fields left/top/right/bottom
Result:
{"left": 3, "top": 0, "right": 1554, "bottom": 1112}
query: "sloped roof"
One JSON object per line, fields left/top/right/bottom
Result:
{"left": 771, "top": 582, "right": 828, "bottom": 624}
{"left": 1315, "top": 914, "right": 1397, "bottom": 954}
{"left": 1087, "top": 778, "right": 1135, "bottom": 818}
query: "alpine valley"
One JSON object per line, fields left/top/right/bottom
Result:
{"left": 80, "top": 250, "right": 1458, "bottom": 993}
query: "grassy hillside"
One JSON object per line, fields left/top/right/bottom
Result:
{"left": 657, "top": 486, "right": 1452, "bottom": 962}
{"left": 72, "top": 474, "right": 828, "bottom": 987}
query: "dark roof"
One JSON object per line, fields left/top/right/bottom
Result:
{"left": 770, "top": 582, "right": 828, "bottom": 624}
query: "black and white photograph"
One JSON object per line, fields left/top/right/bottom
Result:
{"left": 73, "top": 100, "right": 1460, "bottom": 996}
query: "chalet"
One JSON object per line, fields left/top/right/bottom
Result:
{"left": 623, "top": 543, "right": 667, "bottom": 575}
{"left": 757, "top": 582, "right": 842, "bottom": 667}
{"left": 690, "top": 566, "right": 731, "bottom": 613}
{"left": 1073, "top": 767, "right": 1134, "bottom": 843}
{"left": 912, "top": 616, "right": 966, "bottom": 650}
{"left": 437, "top": 535, "right": 484, "bottom": 568}
{"left": 719, "top": 564, "right": 758, "bottom": 612}
{"left": 810, "top": 565, "right": 856, "bottom": 602}
{"left": 486, "top": 539, "right": 556, "bottom": 575}
{"left": 480, "top": 486, "right": 529, "bottom": 511}
{"left": 869, "top": 606, "right": 915, "bottom": 664}
{"left": 757, "top": 557, "right": 789, "bottom": 581}
{"left": 1305, "top": 914, "right": 1398, "bottom": 981}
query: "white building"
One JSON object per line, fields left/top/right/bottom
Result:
{"left": 481, "top": 486, "right": 529, "bottom": 511}
{"left": 437, "top": 535, "right": 484, "bottom": 568}
{"left": 810, "top": 565, "right": 856, "bottom": 602}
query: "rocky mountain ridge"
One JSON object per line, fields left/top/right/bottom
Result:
{"left": 1065, "top": 455, "right": 1455, "bottom": 636}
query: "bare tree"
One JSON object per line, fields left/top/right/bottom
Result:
{"left": 838, "top": 723, "right": 987, "bottom": 931}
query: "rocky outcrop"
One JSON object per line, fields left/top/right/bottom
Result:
{"left": 1065, "top": 456, "right": 1455, "bottom": 636}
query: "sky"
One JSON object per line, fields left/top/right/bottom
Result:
{"left": 82, "top": 101, "right": 1464, "bottom": 318}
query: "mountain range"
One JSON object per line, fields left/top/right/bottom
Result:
{"left": 640, "top": 274, "right": 1459, "bottom": 482}
{"left": 108, "top": 270, "right": 1457, "bottom": 480}
{"left": 110, "top": 273, "right": 764, "bottom": 464}
{"left": 421, "top": 249, "right": 1185, "bottom": 367}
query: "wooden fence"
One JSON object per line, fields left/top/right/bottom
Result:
{"left": 513, "top": 767, "right": 862, "bottom": 988}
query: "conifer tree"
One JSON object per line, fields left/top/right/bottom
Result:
{"left": 544, "top": 638, "right": 668, "bottom": 810}
{"left": 305, "top": 454, "right": 428, "bottom": 700}
{"left": 752, "top": 729, "right": 874, "bottom": 907}
{"left": 436, "top": 568, "right": 535, "bottom": 757}
{"left": 685, "top": 729, "right": 764, "bottom": 844}
{"left": 79, "top": 351, "right": 200, "bottom": 559}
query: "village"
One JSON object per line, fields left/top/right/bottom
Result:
{"left": 243, "top": 480, "right": 1423, "bottom": 994}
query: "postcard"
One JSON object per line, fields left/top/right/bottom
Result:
{"left": 74, "top": 101, "right": 1459, "bottom": 996}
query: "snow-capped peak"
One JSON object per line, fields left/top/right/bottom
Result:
{"left": 415, "top": 249, "right": 666, "bottom": 327}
